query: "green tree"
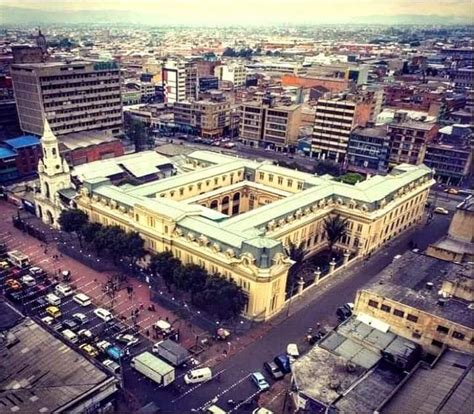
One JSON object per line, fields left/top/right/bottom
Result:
{"left": 127, "top": 118, "right": 149, "bottom": 152}
{"left": 124, "top": 232, "right": 145, "bottom": 267}
{"left": 338, "top": 173, "right": 364, "bottom": 185}
{"left": 324, "top": 214, "right": 349, "bottom": 254}
{"left": 148, "top": 251, "right": 181, "bottom": 289}
{"left": 81, "top": 222, "right": 104, "bottom": 245}
{"left": 58, "top": 209, "right": 88, "bottom": 247}
{"left": 194, "top": 275, "right": 247, "bottom": 320}
{"left": 172, "top": 264, "right": 208, "bottom": 302}
{"left": 284, "top": 241, "right": 307, "bottom": 290}
{"left": 313, "top": 160, "right": 342, "bottom": 177}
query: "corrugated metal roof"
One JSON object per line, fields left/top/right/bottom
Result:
{"left": 4, "top": 135, "right": 40, "bottom": 149}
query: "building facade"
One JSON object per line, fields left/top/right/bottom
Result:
{"left": 239, "top": 101, "right": 302, "bottom": 151}
{"left": 214, "top": 63, "right": 247, "bottom": 87}
{"left": 346, "top": 125, "right": 390, "bottom": 175}
{"left": 11, "top": 60, "right": 123, "bottom": 137}
{"left": 162, "top": 59, "right": 197, "bottom": 103}
{"left": 74, "top": 151, "right": 433, "bottom": 320}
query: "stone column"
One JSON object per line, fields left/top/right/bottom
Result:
{"left": 343, "top": 250, "right": 350, "bottom": 265}
{"left": 297, "top": 277, "right": 305, "bottom": 295}
{"left": 329, "top": 258, "right": 337, "bottom": 274}
{"left": 313, "top": 267, "right": 322, "bottom": 284}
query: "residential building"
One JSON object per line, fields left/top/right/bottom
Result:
{"left": 388, "top": 115, "right": 438, "bottom": 166}
{"left": 453, "top": 67, "right": 474, "bottom": 91}
{"left": 239, "top": 101, "right": 302, "bottom": 151}
{"left": 174, "top": 100, "right": 232, "bottom": 139}
{"left": 0, "top": 301, "right": 118, "bottom": 413}
{"left": 354, "top": 251, "right": 473, "bottom": 357}
{"left": 311, "top": 92, "right": 376, "bottom": 162}
{"left": 11, "top": 60, "right": 123, "bottom": 137}
{"left": 306, "top": 62, "right": 369, "bottom": 85}
{"left": 73, "top": 150, "right": 432, "bottom": 320}
{"left": 214, "top": 62, "right": 247, "bottom": 87}
{"left": 0, "top": 135, "right": 41, "bottom": 182}
{"left": 162, "top": 59, "right": 197, "bottom": 103}
{"left": 423, "top": 124, "right": 472, "bottom": 185}
{"left": 347, "top": 125, "right": 390, "bottom": 175}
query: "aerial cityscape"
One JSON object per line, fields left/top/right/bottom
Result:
{"left": 0, "top": 1, "right": 473, "bottom": 413}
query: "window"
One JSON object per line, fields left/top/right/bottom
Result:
{"left": 431, "top": 339, "right": 443, "bottom": 348}
{"left": 436, "top": 325, "right": 449, "bottom": 334}
{"left": 412, "top": 332, "right": 422, "bottom": 339}
{"left": 214, "top": 178, "right": 218, "bottom": 185}
{"left": 452, "top": 331, "right": 465, "bottom": 341}
{"left": 407, "top": 314, "right": 418, "bottom": 323}
{"left": 368, "top": 300, "right": 379, "bottom": 308}
{"left": 179, "top": 188, "right": 184, "bottom": 196}
{"left": 287, "top": 179, "right": 293, "bottom": 187}
{"left": 269, "top": 174, "right": 274, "bottom": 182}
{"left": 278, "top": 177, "right": 283, "bottom": 185}
{"left": 297, "top": 182, "right": 303, "bottom": 190}
{"left": 259, "top": 172, "right": 264, "bottom": 180}
{"left": 393, "top": 309, "right": 404, "bottom": 318}
{"left": 197, "top": 183, "right": 202, "bottom": 190}
{"left": 381, "top": 304, "right": 391, "bottom": 313}
{"left": 357, "top": 224, "right": 363, "bottom": 232}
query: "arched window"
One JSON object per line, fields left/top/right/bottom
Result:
{"left": 44, "top": 182, "right": 50, "bottom": 199}
{"left": 52, "top": 148, "right": 57, "bottom": 156}
{"left": 210, "top": 200, "right": 218, "bottom": 210}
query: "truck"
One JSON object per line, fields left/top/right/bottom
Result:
{"left": 131, "top": 351, "right": 175, "bottom": 386}
{"left": 7, "top": 250, "right": 30, "bottom": 268}
{"left": 152, "top": 339, "right": 190, "bottom": 366}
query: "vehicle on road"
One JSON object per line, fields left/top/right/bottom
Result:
{"left": 184, "top": 367, "right": 213, "bottom": 384}
{"left": 286, "top": 343, "right": 299, "bottom": 359}
{"left": 45, "top": 293, "right": 61, "bottom": 306}
{"left": 103, "top": 359, "right": 121, "bottom": 374}
{"left": 434, "top": 207, "right": 449, "bottom": 215}
{"left": 73, "top": 293, "right": 92, "bottom": 307}
{"left": 55, "top": 283, "right": 74, "bottom": 297}
{"left": 94, "top": 307, "right": 113, "bottom": 322}
{"left": 62, "top": 329, "right": 78, "bottom": 343}
{"left": 21, "top": 275, "right": 36, "bottom": 287}
{"left": 7, "top": 250, "right": 29, "bottom": 268}
{"left": 444, "top": 188, "right": 459, "bottom": 195}
{"left": 79, "top": 343, "right": 99, "bottom": 358}
{"left": 72, "top": 312, "right": 88, "bottom": 324}
{"left": 263, "top": 361, "right": 284, "bottom": 380}
{"left": 336, "top": 303, "right": 353, "bottom": 321}
{"left": 152, "top": 339, "right": 190, "bottom": 366}
{"left": 250, "top": 372, "right": 270, "bottom": 392}
{"left": 41, "top": 316, "right": 54, "bottom": 325}
{"left": 106, "top": 345, "right": 124, "bottom": 361}
{"left": 45, "top": 306, "right": 61, "bottom": 318}
{"left": 273, "top": 354, "right": 291, "bottom": 374}
{"left": 131, "top": 351, "right": 175, "bottom": 386}
{"left": 115, "top": 333, "right": 139, "bottom": 347}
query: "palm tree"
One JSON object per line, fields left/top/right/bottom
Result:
{"left": 323, "top": 214, "right": 349, "bottom": 254}
{"left": 284, "top": 241, "right": 307, "bottom": 291}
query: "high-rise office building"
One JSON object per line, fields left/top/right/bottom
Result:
{"left": 214, "top": 62, "right": 247, "bottom": 87}
{"left": 11, "top": 60, "right": 123, "bottom": 138}
{"left": 162, "top": 59, "right": 197, "bottom": 103}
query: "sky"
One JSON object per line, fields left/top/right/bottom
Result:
{"left": 1, "top": 0, "right": 473, "bottom": 24}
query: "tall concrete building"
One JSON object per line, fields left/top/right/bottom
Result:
{"left": 162, "top": 59, "right": 197, "bottom": 103}
{"left": 239, "top": 101, "right": 302, "bottom": 151}
{"left": 214, "top": 62, "right": 247, "bottom": 87}
{"left": 11, "top": 60, "right": 123, "bottom": 138}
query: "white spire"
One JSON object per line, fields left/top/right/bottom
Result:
{"left": 42, "top": 117, "right": 57, "bottom": 143}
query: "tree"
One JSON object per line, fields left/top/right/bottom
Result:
{"left": 127, "top": 118, "right": 149, "bottom": 152}
{"left": 338, "top": 173, "right": 364, "bottom": 185}
{"left": 58, "top": 209, "right": 88, "bottom": 246}
{"left": 313, "top": 160, "right": 342, "bottom": 177}
{"left": 284, "top": 241, "right": 307, "bottom": 289}
{"left": 173, "top": 264, "right": 208, "bottom": 302}
{"left": 324, "top": 214, "right": 349, "bottom": 254}
{"left": 222, "top": 47, "right": 237, "bottom": 57}
{"left": 124, "top": 232, "right": 145, "bottom": 267}
{"left": 194, "top": 275, "right": 247, "bottom": 320}
{"left": 148, "top": 251, "right": 181, "bottom": 289}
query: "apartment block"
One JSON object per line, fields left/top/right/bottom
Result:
{"left": 214, "top": 62, "right": 247, "bottom": 87}
{"left": 11, "top": 60, "right": 123, "bottom": 137}
{"left": 239, "top": 101, "right": 302, "bottom": 151}
{"left": 388, "top": 115, "right": 438, "bottom": 166}
{"left": 174, "top": 100, "right": 231, "bottom": 139}
{"left": 162, "top": 59, "right": 197, "bottom": 103}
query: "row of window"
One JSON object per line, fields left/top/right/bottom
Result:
{"left": 369, "top": 299, "right": 419, "bottom": 322}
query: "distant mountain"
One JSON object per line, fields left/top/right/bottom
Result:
{"left": 1, "top": 6, "right": 472, "bottom": 26}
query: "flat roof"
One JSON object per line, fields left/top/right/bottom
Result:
{"left": 0, "top": 147, "right": 17, "bottom": 159}
{"left": 4, "top": 135, "right": 40, "bottom": 149}
{"left": 362, "top": 252, "right": 474, "bottom": 328}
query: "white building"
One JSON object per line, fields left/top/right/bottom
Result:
{"left": 214, "top": 62, "right": 247, "bottom": 87}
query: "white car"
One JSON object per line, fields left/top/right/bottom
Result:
{"left": 434, "top": 207, "right": 449, "bottom": 215}
{"left": 73, "top": 293, "right": 92, "bottom": 307}
{"left": 73, "top": 312, "right": 88, "bottom": 324}
{"left": 55, "top": 283, "right": 74, "bottom": 297}
{"left": 78, "top": 328, "right": 93, "bottom": 340}
{"left": 287, "top": 343, "right": 300, "bottom": 359}
{"left": 115, "top": 333, "right": 139, "bottom": 347}
{"left": 29, "top": 266, "right": 44, "bottom": 276}
{"left": 41, "top": 316, "right": 54, "bottom": 325}
{"left": 94, "top": 307, "right": 113, "bottom": 322}
{"left": 21, "top": 275, "right": 36, "bottom": 287}
{"left": 96, "top": 340, "right": 112, "bottom": 352}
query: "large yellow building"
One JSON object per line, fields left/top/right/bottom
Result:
{"left": 76, "top": 151, "right": 433, "bottom": 320}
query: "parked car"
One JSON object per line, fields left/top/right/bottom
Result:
{"left": 444, "top": 188, "right": 459, "bottom": 195}
{"left": 336, "top": 303, "right": 354, "bottom": 321}
{"left": 63, "top": 319, "right": 79, "bottom": 330}
{"left": 96, "top": 340, "right": 112, "bottom": 352}
{"left": 5, "top": 279, "right": 22, "bottom": 291}
{"left": 251, "top": 372, "right": 270, "bottom": 392}
{"left": 41, "top": 316, "right": 54, "bottom": 325}
{"left": 115, "top": 333, "right": 139, "bottom": 347}
{"left": 46, "top": 306, "right": 62, "bottom": 318}
{"left": 263, "top": 361, "right": 284, "bottom": 380}
{"left": 72, "top": 312, "right": 88, "bottom": 324}
{"left": 29, "top": 266, "right": 45, "bottom": 276}
{"left": 80, "top": 343, "right": 99, "bottom": 358}
{"left": 33, "top": 296, "right": 48, "bottom": 308}
{"left": 78, "top": 328, "right": 93, "bottom": 340}
{"left": 273, "top": 354, "right": 291, "bottom": 374}
{"left": 55, "top": 283, "right": 74, "bottom": 297}
{"left": 286, "top": 343, "right": 299, "bottom": 359}
{"left": 434, "top": 207, "right": 449, "bottom": 215}
{"left": 73, "top": 293, "right": 91, "bottom": 307}
{"left": 103, "top": 359, "right": 121, "bottom": 374}
{"left": 21, "top": 275, "right": 36, "bottom": 287}
{"left": 0, "top": 260, "right": 10, "bottom": 269}
{"left": 94, "top": 308, "right": 113, "bottom": 322}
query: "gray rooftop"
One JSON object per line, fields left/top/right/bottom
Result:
{"left": 0, "top": 304, "right": 116, "bottom": 413}
{"left": 362, "top": 252, "right": 474, "bottom": 328}
{"left": 352, "top": 125, "right": 389, "bottom": 138}
{"left": 381, "top": 350, "right": 474, "bottom": 414}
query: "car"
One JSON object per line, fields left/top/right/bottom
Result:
{"left": 251, "top": 372, "right": 270, "bottom": 392}
{"left": 41, "top": 316, "right": 54, "bottom": 325}
{"left": 5, "top": 279, "right": 22, "bottom": 291}
{"left": 79, "top": 343, "right": 99, "bottom": 358}
{"left": 21, "top": 275, "right": 36, "bottom": 287}
{"left": 263, "top": 361, "right": 284, "bottom": 380}
{"left": 434, "top": 207, "right": 449, "bottom": 215}
{"left": 94, "top": 307, "right": 113, "bottom": 322}
{"left": 0, "top": 260, "right": 10, "bottom": 269}
{"left": 106, "top": 345, "right": 124, "bottom": 361}
{"left": 115, "top": 333, "right": 139, "bottom": 347}
{"left": 72, "top": 312, "right": 88, "bottom": 324}
{"left": 33, "top": 296, "right": 48, "bottom": 308}
{"left": 72, "top": 293, "right": 91, "bottom": 307}
{"left": 45, "top": 305, "right": 62, "bottom": 318}
{"left": 103, "top": 359, "right": 121, "bottom": 374}
{"left": 273, "top": 354, "right": 291, "bottom": 374}
{"left": 96, "top": 340, "right": 112, "bottom": 352}
{"left": 29, "top": 266, "right": 45, "bottom": 276}
{"left": 286, "top": 343, "right": 300, "bottom": 359}
{"left": 62, "top": 319, "right": 79, "bottom": 330}
{"left": 253, "top": 409, "right": 274, "bottom": 414}
{"left": 78, "top": 328, "right": 94, "bottom": 340}
{"left": 444, "top": 188, "right": 459, "bottom": 195}
{"left": 55, "top": 283, "right": 74, "bottom": 297}
{"left": 336, "top": 303, "right": 354, "bottom": 321}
